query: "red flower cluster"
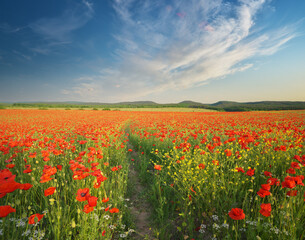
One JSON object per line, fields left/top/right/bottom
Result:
{"left": 257, "top": 184, "right": 271, "bottom": 198}
{"left": 44, "top": 187, "right": 56, "bottom": 196}
{"left": 76, "top": 188, "right": 99, "bottom": 213}
{"left": 40, "top": 165, "right": 57, "bottom": 183}
{"left": 260, "top": 203, "right": 271, "bottom": 217}
{"left": 0, "top": 169, "right": 32, "bottom": 198}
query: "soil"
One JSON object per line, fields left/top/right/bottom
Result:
{"left": 128, "top": 143, "right": 156, "bottom": 240}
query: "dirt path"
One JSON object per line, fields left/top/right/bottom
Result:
{"left": 127, "top": 142, "right": 156, "bottom": 240}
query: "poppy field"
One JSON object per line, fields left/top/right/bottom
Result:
{"left": 0, "top": 109, "right": 305, "bottom": 239}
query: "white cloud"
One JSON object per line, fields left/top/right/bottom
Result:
{"left": 29, "top": 1, "right": 94, "bottom": 42}
{"left": 64, "top": 0, "right": 296, "bottom": 102}
{"left": 60, "top": 79, "right": 101, "bottom": 101}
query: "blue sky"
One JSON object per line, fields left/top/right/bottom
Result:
{"left": 0, "top": 0, "right": 304, "bottom": 103}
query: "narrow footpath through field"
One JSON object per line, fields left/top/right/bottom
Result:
{"left": 127, "top": 141, "right": 156, "bottom": 240}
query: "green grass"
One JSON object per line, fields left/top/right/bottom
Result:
{"left": 111, "top": 107, "right": 216, "bottom": 112}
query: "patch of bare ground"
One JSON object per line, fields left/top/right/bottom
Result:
{"left": 127, "top": 143, "right": 157, "bottom": 240}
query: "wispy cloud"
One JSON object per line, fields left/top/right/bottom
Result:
{"left": 0, "top": 23, "right": 26, "bottom": 33}
{"left": 63, "top": 0, "right": 296, "bottom": 102}
{"left": 13, "top": 50, "right": 32, "bottom": 61}
{"left": 61, "top": 77, "right": 102, "bottom": 101}
{"left": 28, "top": 1, "right": 94, "bottom": 54}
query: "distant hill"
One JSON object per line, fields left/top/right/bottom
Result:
{"left": 211, "top": 101, "right": 239, "bottom": 107}
{"left": 178, "top": 100, "right": 206, "bottom": 107}
{"left": 208, "top": 101, "right": 305, "bottom": 111}
{"left": 1, "top": 100, "right": 305, "bottom": 111}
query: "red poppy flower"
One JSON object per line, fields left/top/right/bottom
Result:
{"left": 97, "top": 175, "right": 108, "bottom": 183}
{"left": 111, "top": 167, "right": 118, "bottom": 172}
{"left": 19, "top": 183, "right": 33, "bottom": 190}
{"left": 6, "top": 164, "right": 15, "bottom": 169}
{"left": 109, "top": 207, "right": 119, "bottom": 213}
{"left": 267, "top": 177, "right": 280, "bottom": 186}
{"left": 282, "top": 178, "right": 296, "bottom": 189}
{"left": 198, "top": 163, "right": 205, "bottom": 170}
{"left": 291, "top": 162, "right": 300, "bottom": 169}
{"left": 261, "top": 184, "right": 270, "bottom": 191}
{"left": 23, "top": 169, "right": 32, "bottom": 174}
{"left": 28, "top": 213, "right": 44, "bottom": 224}
{"left": 88, "top": 196, "right": 98, "bottom": 207}
{"left": 286, "top": 168, "right": 296, "bottom": 174}
{"left": 44, "top": 187, "right": 56, "bottom": 196}
{"left": 0, "top": 205, "right": 16, "bottom": 218}
{"left": 0, "top": 181, "right": 21, "bottom": 198}
{"left": 224, "top": 149, "right": 232, "bottom": 156}
{"left": 57, "top": 165, "right": 63, "bottom": 171}
{"left": 257, "top": 188, "right": 270, "bottom": 198}
{"left": 154, "top": 165, "right": 162, "bottom": 171}
{"left": 91, "top": 162, "right": 99, "bottom": 167}
{"left": 83, "top": 204, "right": 94, "bottom": 214}
{"left": 73, "top": 172, "right": 90, "bottom": 180}
{"left": 93, "top": 182, "right": 101, "bottom": 189}
{"left": 0, "top": 169, "right": 15, "bottom": 183}
{"left": 29, "top": 152, "right": 37, "bottom": 158}
{"left": 264, "top": 171, "right": 272, "bottom": 177}
{"left": 212, "top": 160, "right": 219, "bottom": 166}
{"left": 43, "top": 166, "right": 57, "bottom": 176}
{"left": 292, "top": 176, "right": 304, "bottom": 186}
{"left": 40, "top": 174, "right": 53, "bottom": 183}
{"left": 259, "top": 203, "right": 271, "bottom": 217}
{"left": 102, "top": 197, "right": 109, "bottom": 203}
{"left": 41, "top": 150, "right": 49, "bottom": 158}
{"left": 236, "top": 167, "right": 245, "bottom": 173}
{"left": 228, "top": 208, "right": 245, "bottom": 220}
{"left": 246, "top": 168, "right": 255, "bottom": 176}
{"left": 76, "top": 188, "right": 90, "bottom": 201}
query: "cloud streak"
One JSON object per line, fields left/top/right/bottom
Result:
{"left": 28, "top": 1, "right": 94, "bottom": 54}
{"left": 64, "top": 0, "right": 296, "bottom": 102}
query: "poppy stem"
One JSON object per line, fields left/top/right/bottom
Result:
{"left": 235, "top": 221, "right": 239, "bottom": 240}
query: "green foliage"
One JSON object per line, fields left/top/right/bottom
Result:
{"left": 3, "top": 100, "right": 305, "bottom": 112}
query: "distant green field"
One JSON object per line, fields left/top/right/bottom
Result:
{"left": 2, "top": 106, "right": 216, "bottom": 112}
{"left": 2, "top": 100, "right": 305, "bottom": 112}
{"left": 110, "top": 107, "right": 216, "bottom": 112}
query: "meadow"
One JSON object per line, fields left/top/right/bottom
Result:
{"left": 0, "top": 109, "right": 304, "bottom": 240}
